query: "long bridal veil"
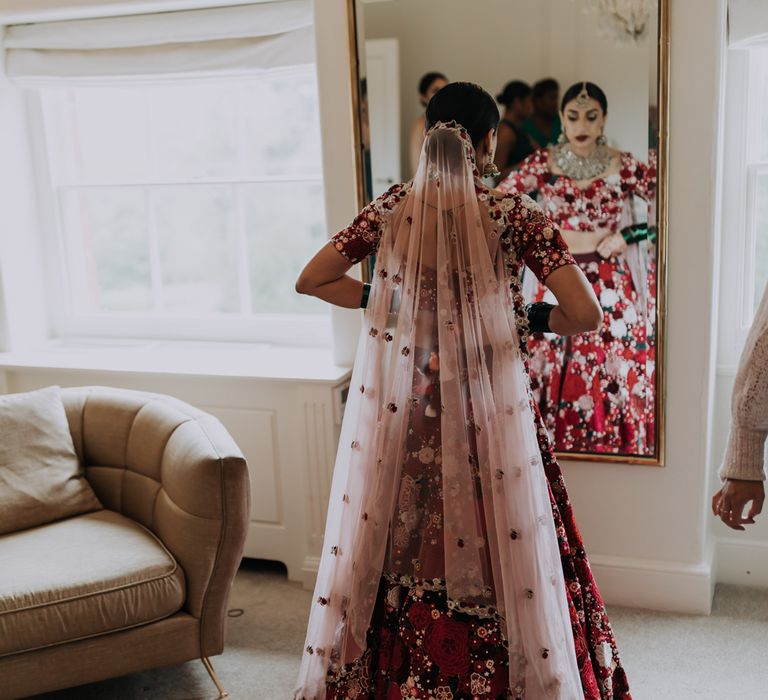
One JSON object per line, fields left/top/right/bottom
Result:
{"left": 296, "top": 122, "right": 584, "bottom": 700}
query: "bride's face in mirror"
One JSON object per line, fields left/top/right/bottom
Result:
{"left": 561, "top": 97, "right": 607, "bottom": 153}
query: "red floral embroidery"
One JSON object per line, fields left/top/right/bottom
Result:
{"left": 529, "top": 254, "right": 653, "bottom": 454}
{"left": 330, "top": 179, "right": 575, "bottom": 290}
{"left": 407, "top": 601, "right": 431, "bottom": 629}
{"left": 498, "top": 148, "right": 656, "bottom": 234}
{"left": 330, "top": 183, "right": 408, "bottom": 264}
{"left": 424, "top": 616, "right": 471, "bottom": 676}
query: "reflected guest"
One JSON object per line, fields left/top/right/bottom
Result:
{"left": 408, "top": 71, "right": 448, "bottom": 176}
{"left": 523, "top": 78, "right": 562, "bottom": 148}
{"left": 493, "top": 80, "right": 537, "bottom": 180}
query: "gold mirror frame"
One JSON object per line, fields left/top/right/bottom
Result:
{"left": 345, "top": 0, "right": 669, "bottom": 466}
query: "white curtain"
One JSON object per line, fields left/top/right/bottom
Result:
{"left": 729, "top": 0, "right": 768, "bottom": 48}
{"left": 3, "top": 0, "right": 314, "bottom": 82}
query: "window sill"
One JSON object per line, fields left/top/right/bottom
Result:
{"left": 0, "top": 339, "right": 352, "bottom": 385}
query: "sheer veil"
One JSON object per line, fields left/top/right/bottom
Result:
{"left": 295, "top": 122, "right": 584, "bottom": 700}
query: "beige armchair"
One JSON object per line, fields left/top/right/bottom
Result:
{"left": 0, "top": 387, "right": 250, "bottom": 700}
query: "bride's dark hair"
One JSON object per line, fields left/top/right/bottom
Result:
{"left": 425, "top": 82, "right": 500, "bottom": 149}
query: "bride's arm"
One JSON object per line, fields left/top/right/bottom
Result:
{"left": 506, "top": 193, "right": 601, "bottom": 335}
{"left": 543, "top": 265, "right": 602, "bottom": 335}
{"left": 295, "top": 244, "right": 365, "bottom": 309}
{"left": 297, "top": 184, "right": 403, "bottom": 308}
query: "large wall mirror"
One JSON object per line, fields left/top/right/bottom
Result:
{"left": 347, "top": 0, "right": 668, "bottom": 464}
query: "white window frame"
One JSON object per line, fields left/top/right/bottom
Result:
{"left": 718, "top": 48, "right": 768, "bottom": 368}
{"left": 26, "top": 69, "right": 332, "bottom": 348}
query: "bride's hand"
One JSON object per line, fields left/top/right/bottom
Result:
{"left": 596, "top": 232, "right": 628, "bottom": 259}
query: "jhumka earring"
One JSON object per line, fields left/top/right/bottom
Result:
{"left": 483, "top": 160, "right": 500, "bottom": 178}
{"left": 597, "top": 132, "right": 608, "bottom": 146}
{"left": 557, "top": 131, "right": 568, "bottom": 145}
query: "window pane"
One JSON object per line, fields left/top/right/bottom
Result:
{"left": 153, "top": 186, "right": 240, "bottom": 313}
{"left": 62, "top": 188, "right": 152, "bottom": 312}
{"left": 149, "top": 84, "right": 239, "bottom": 180}
{"left": 243, "top": 70, "right": 324, "bottom": 178}
{"left": 70, "top": 88, "right": 149, "bottom": 182}
{"left": 754, "top": 172, "right": 768, "bottom": 310}
{"left": 41, "top": 67, "right": 329, "bottom": 340}
{"left": 243, "top": 182, "right": 328, "bottom": 314}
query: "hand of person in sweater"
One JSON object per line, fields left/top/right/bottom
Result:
{"left": 711, "top": 479, "right": 765, "bottom": 530}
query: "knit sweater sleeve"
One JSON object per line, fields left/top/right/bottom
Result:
{"left": 720, "top": 287, "right": 768, "bottom": 481}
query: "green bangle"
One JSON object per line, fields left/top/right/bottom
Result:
{"left": 360, "top": 283, "right": 371, "bottom": 309}
{"left": 621, "top": 224, "right": 649, "bottom": 244}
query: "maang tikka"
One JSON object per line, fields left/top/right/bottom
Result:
{"left": 575, "top": 82, "right": 591, "bottom": 108}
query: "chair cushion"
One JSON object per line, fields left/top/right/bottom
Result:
{"left": 0, "top": 386, "right": 102, "bottom": 535}
{"left": 0, "top": 509, "right": 186, "bottom": 657}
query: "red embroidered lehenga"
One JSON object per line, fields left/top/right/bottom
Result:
{"left": 295, "top": 124, "right": 631, "bottom": 700}
{"left": 499, "top": 149, "right": 657, "bottom": 455}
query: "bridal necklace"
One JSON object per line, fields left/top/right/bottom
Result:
{"left": 553, "top": 142, "right": 612, "bottom": 181}
{"left": 554, "top": 82, "right": 613, "bottom": 180}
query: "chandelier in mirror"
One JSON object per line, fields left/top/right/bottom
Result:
{"left": 575, "top": 0, "right": 654, "bottom": 44}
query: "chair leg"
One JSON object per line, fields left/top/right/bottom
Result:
{"left": 201, "top": 656, "right": 229, "bottom": 699}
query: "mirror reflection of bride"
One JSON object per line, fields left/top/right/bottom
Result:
{"left": 499, "top": 81, "right": 657, "bottom": 456}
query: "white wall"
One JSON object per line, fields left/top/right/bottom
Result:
{"left": 556, "top": 0, "right": 727, "bottom": 613}
{"left": 363, "top": 0, "right": 652, "bottom": 180}
{"left": 0, "top": 49, "right": 50, "bottom": 352}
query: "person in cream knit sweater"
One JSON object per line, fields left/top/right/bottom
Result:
{"left": 712, "top": 288, "right": 768, "bottom": 530}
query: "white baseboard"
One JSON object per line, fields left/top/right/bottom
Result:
{"left": 588, "top": 553, "right": 714, "bottom": 615}
{"left": 301, "top": 551, "right": 716, "bottom": 614}
{"left": 302, "top": 555, "right": 321, "bottom": 591}
{"left": 715, "top": 538, "right": 768, "bottom": 587}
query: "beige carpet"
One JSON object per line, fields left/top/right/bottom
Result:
{"left": 28, "top": 559, "right": 768, "bottom": 700}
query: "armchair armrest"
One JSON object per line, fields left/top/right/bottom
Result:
{"left": 63, "top": 386, "right": 251, "bottom": 657}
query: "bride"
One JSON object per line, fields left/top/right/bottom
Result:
{"left": 499, "top": 81, "right": 657, "bottom": 457}
{"left": 294, "top": 82, "right": 632, "bottom": 700}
